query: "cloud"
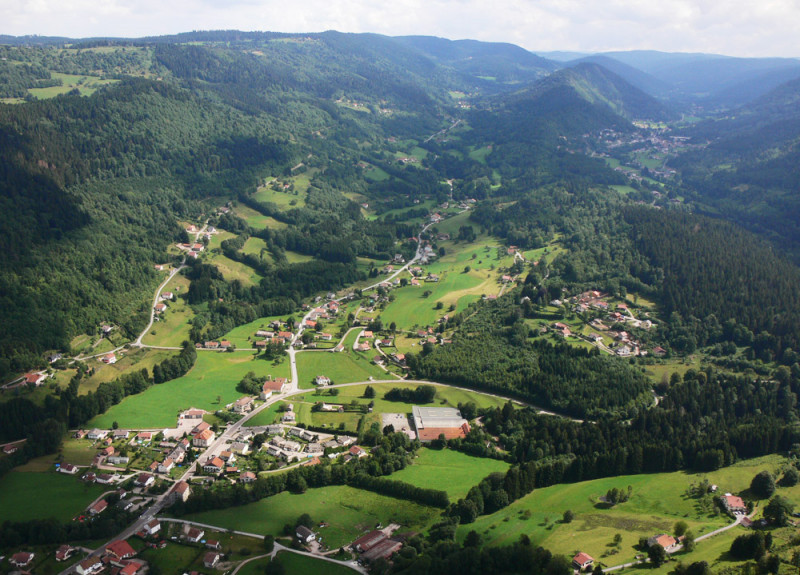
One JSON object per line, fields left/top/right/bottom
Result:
{"left": 1, "top": 0, "right": 798, "bottom": 57}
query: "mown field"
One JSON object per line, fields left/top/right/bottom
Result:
{"left": 233, "top": 204, "right": 287, "bottom": 230}
{"left": 392, "top": 448, "right": 510, "bottom": 501}
{"left": 184, "top": 484, "right": 440, "bottom": 549}
{"left": 0, "top": 471, "right": 107, "bottom": 522}
{"left": 90, "top": 351, "right": 290, "bottom": 428}
{"left": 457, "top": 454, "right": 794, "bottom": 569}
{"left": 295, "top": 349, "right": 388, "bottom": 389}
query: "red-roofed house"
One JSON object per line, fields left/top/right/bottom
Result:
{"left": 76, "top": 556, "right": 103, "bottom": 575}
{"left": 647, "top": 534, "right": 678, "bottom": 551}
{"left": 351, "top": 530, "right": 386, "bottom": 552}
{"left": 722, "top": 494, "right": 747, "bottom": 513}
{"left": 170, "top": 480, "right": 191, "bottom": 503}
{"left": 573, "top": 552, "right": 594, "bottom": 570}
{"left": 193, "top": 428, "right": 215, "bottom": 447}
{"left": 56, "top": 545, "right": 76, "bottom": 562}
{"left": 240, "top": 471, "right": 257, "bottom": 483}
{"left": 134, "top": 473, "right": 155, "bottom": 488}
{"left": 204, "top": 457, "right": 225, "bottom": 474}
{"left": 24, "top": 372, "right": 47, "bottom": 386}
{"left": 143, "top": 519, "right": 161, "bottom": 536}
{"left": 89, "top": 499, "right": 108, "bottom": 515}
{"left": 187, "top": 528, "right": 205, "bottom": 543}
{"left": 10, "top": 552, "right": 35, "bottom": 568}
{"left": 261, "top": 378, "right": 288, "bottom": 399}
{"left": 106, "top": 540, "right": 136, "bottom": 560}
{"left": 203, "top": 552, "right": 221, "bottom": 568}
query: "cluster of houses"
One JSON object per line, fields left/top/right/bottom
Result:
{"left": 258, "top": 424, "right": 360, "bottom": 464}
{"left": 252, "top": 318, "right": 299, "bottom": 349}
{"left": 176, "top": 240, "right": 205, "bottom": 260}
{"left": 197, "top": 340, "right": 233, "bottom": 350}
{"left": 74, "top": 539, "right": 147, "bottom": 575}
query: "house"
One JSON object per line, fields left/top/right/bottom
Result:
{"left": 315, "top": 375, "right": 331, "bottom": 386}
{"left": 352, "top": 530, "right": 387, "bottom": 553}
{"left": 116, "top": 499, "right": 134, "bottom": 512}
{"left": 219, "top": 340, "right": 232, "bottom": 349}
{"left": 204, "top": 457, "right": 225, "bottom": 474}
{"left": 187, "top": 527, "right": 205, "bottom": 543}
{"left": 143, "top": 519, "right": 161, "bottom": 536}
{"left": 89, "top": 499, "right": 108, "bottom": 515}
{"left": 106, "top": 540, "right": 137, "bottom": 560}
{"left": 502, "top": 275, "right": 513, "bottom": 283}
{"left": 158, "top": 458, "right": 175, "bottom": 474}
{"left": 652, "top": 346, "right": 667, "bottom": 357}
{"left": 391, "top": 353, "right": 406, "bottom": 365}
{"left": 231, "top": 396, "right": 254, "bottom": 413}
{"left": 137, "top": 431, "right": 153, "bottom": 442}
{"left": 160, "top": 292, "right": 173, "bottom": 301}
{"left": 296, "top": 525, "right": 316, "bottom": 543}
{"left": 204, "top": 341, "right": 220, "bottom": 349}
{"left": 203, "top": 552, "right": 221, "bottom": 568}
{"left": 170, "top": 480, "right": 191, "bottom": 503}
{"left": 10, "top": 552, "right": 35, "bottom": 568}
{"left": 261, "top": 378, "right": 288, "bottom": 398}
{"left": 230, "top": 442, "right": 250, "bottom": 455}
{"left": 56, "top": 545, "right": 76, "bottom": 562}
{"left": 193, "top": 428, "right": 216, "bottom": 447}
{"left": 357, "top": 342, "right": 371, "bottom": 352}
{"left": 24, "top": 372, "right": 47, "bottom": 386}
{"left": 206, "top": 540, "right": 222, "bottom": 550}
{"left": 88, "top": 428, "right": 108, "bottom": 440}
{"left": 119, "top": 562, "right": 143, "bottom": 575}
{"left": 220, "top": 450, "right": 235, "bottom": 463}
{"left": 135, "top": 473, "right": 155, "bottom": 488}
{"left": 282, "top": 410, "right": 296, "bottom": 422}
{"left": 573, "top": 552, "right": 594, "bottom": 570}
{"left": 616, "top": 345, "right": 632, "bottom": 357}
{"left": 192, "top": 421, "right": 211, "bottom": 435}
{"left": 154, "top": 302, "right": 167, "bottom": 313}
{"left": 647, "top": 534, "right": 679, "bottom": 551}
{"left": 96, "top": 473, "right": 115, "bottom": 484}
{"left": 76, "top": 556, "right": 104, "bottom": 575}
{"left": 191, "top": 243, "right": 204, "bottom": 252}
{"left": 349, "top": 445, "right": 367, "bottom": 458}
{"left": 148, "top": 461, "right": 159, "bottom": 473}
{"left": 318, "top": 332, "right": 333, "bottom": 341}
{"left": 74, "top": 429, "right": 88, "bottom": 439}
{"left": 722, "top": 494, "right": 747, "bottom": 513}
{"left": 59, "top": 463, "right": 79, "bottom": 474}
{"left": 240, "top": 471, "right": 257, "bottom": 483}
{"left": 100, "top": 446, "right": 115, "bottom": 457}
{"left": 113, "top": 429, "right": 130, "bottom": 440}
{"left": 83, "top": 472, "right": 97, "bottom": 482}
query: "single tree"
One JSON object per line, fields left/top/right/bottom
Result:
{"left": 648, "top": 544, "right": 668, "bottom": 567}
{"left": 764, "top": 495, "right": 795, "bottom": 526}
{"left": 263, "top": 534, "right": 274, "bottom": 553}
{"left": 750, "top": 471, "right": 776, "bottom": 499}
{"left": 562, "top": 510, "right": 575, "bottom": 523}
{"left": 674, "top": 520, "right": 689, "bottom": 537}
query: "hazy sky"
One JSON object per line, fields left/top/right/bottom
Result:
{"left": 3, "top": 0, "right": 800, "bottom": 58}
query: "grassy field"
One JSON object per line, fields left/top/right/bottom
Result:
{"left": 220, "top": 314, "right": 295, "bottom": 349}
{"left": 138, "top": 541, "right": 204, "bottom": 574}
{"left": 457, "top": 454, "right": 791, "bottom": 568}
{"left": 285, "top": 250, "right": 316, "bottom": 264}
{"left": 90, "top": 351, "right": 290, "bottom": 428}
{"left": 237, "top": 552, "right": 358, "bottom": 575}
{"left": 184, "top": 485, "right": 440, "bottom": 549}
{"left": 79, "top": 348, "right": 177, "bottom": 395}
{"left": 295, "top": 350, "right": 387, "bottom": 389}
{"left": 0, "top": 471, "right": 108, "bottom": 522}
{"left": 392, "top": 448, "right": 510, "bottom": 501}
{"left": 253, "top": 183, "right": 307, "bottom": 208}
{"left": 233, "top": 204, "right": 287, "bottom": 230}
{"left": 28, "top": 72, "right": 118, "bottom": 99}
{"left": 241, "top": 237, "right": 274, "bottom": 264}
{"left": 206, "top": 252, "right": 263, "bottom": 286}
{"left": 141, "top": 274, "right": 193, "bottom": 347}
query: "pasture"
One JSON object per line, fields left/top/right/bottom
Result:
{"left": 458, "top": 455, "right": 792, "bottom": 568}
{"left": 142, "top": 274, "right": 193, "bottom": 347}
{"left": 392, "top": 448, "right": 510, "bottom": 501}
{"left": 90, "top": 351, "right": 290, "bottom": 428}
{"left": 295, "top": 349, "right": 387, "bottom": 389}
{"left": 184, "top": 484, "right": 440, "bottom": 549}
{"left": 232, "top": 204, "right": 287, "bottom": 230}
{"left": 0, "top": 471, "right": 107, "bottom": 522}
{"left": 237, "top": 552, "right": 358, "bottom": 575}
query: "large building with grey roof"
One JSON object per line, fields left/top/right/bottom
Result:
{"left": 411, "top": 406, "right": 470, "bottom": 442}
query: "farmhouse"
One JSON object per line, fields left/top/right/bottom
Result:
{"left": 722, "top": 494, "right": 747, "bottom": 513}
{"left": 411, "top": 405, "right": 471, "bottom": 442}
{"left": 296, "top": 525, "right": 316, "bottom": 543}
{"left": 154, "top": 302, "right": 167, "bottom": 313}
{"left": 351, "top": 530, "right": 386, "bottom": 552}
{"left": 315, "top": 375, "right": 331, "bottom": 386}
{"left": 261, "top": 377, "right": 288, "bottom": 398}
{"left": 23, "top": 372, "right": 48, "bottom": 386}
{"left": 59, "top": 463, "right": 79, "bottom": 474}
{"left": 573, "top": 552, "right": 594, "bottom": 570}
{"left": 647, "top": 534, "right": 679, "bottom": 552}
{"left": 361, "top": 539, "right": 403, "bottom": 563}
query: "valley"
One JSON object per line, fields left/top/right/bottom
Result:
{"left": 1, "top": 30, "right": 800, "bottom": 575}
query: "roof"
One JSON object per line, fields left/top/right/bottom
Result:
{"left": 724, "top": 494, "right": 746, "bottom": 508}
{"left": 120, "top": 562, "right": 139, "bottom": 575}
{"left": 203, "top": 551, "right": 220, "bottom": 564}
{"left": 90, "top": 499, "right": 108, "bottom": 512}
{"left": 262, "top": 378, "right": 287, "bottom": 391}
{"left": 361, "top": 538, "right": 402, "bottom": 562}
{"left": 296, "top": 525, "right": 314, "bottom": 538}
{"left": 173, "top": 480, "right": 190, "bottom": 494}
{"left": 194, "top": 429, "right": 214, "bottom": 441}
{"left": 352, "top": 530, "right": 386, "bottom": 551}
{"left": 80, "top": 557, "right": 103, "bottom": 570}
{"left": 106, "top": 539, "right": 136, "bottom": 558}
{"left": 188, "top": 527, "right": 204, "bottom": 539}
{"left": 651, "top": 534, "right": 677, "bottom": 548}
{"left": 417, "top": 427, "right": 469, "bottom": 441}
{"left": 573, "top": 552, "right": 594, "bottom": 565}
{"left": 206, "top": 456, "right": 224, "bottom": 468}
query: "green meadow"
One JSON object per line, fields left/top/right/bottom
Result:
{"left": 392, "top": 448, "right": 510, "bottom": 501}
{"left": 458, "top": 455, "right": 791, "bottom": 568}
{"left": 295, "top": 349, "right": 387, "bottom": 389}
{"left": 89, "top": 351, "right": 290, "bottom": 428}
{"left": 142, "top": 274, "right": 193, "bottom": 347}
{"left": 0, "top": 471, "right": 108, "bottom": 522}
{"left": 233, "top": 204, "right": 287, "bottom": 230}
{"left": 184, "top": 484, "right": 440, "bottom": 549}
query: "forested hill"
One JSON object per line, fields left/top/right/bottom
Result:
{"left": 670, "top": 76, "right": 800, "bottom": 260}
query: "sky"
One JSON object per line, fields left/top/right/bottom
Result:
{"left": 2, "top": 0, "right": 800, "bottom": 58}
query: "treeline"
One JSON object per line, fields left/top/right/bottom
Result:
{"left": 445, "top": 365, "right": 800, "bottom": 523}
{"left": 409, "top": 294, "right": 652, "bottom": 419}
{"left": 151, "top": 344, "right": 196, "bottom": 383}
{"left": 174, "top": 432, "right": 430, "bottom": 515}
{"left": 0, "top": 507, "right": 134, "bottom": 548}
{"left": 384, "top": 385, "right": 436, "bottom": 404}
{"left": 350, "top": 473, "right": 450, "bottom": 508}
